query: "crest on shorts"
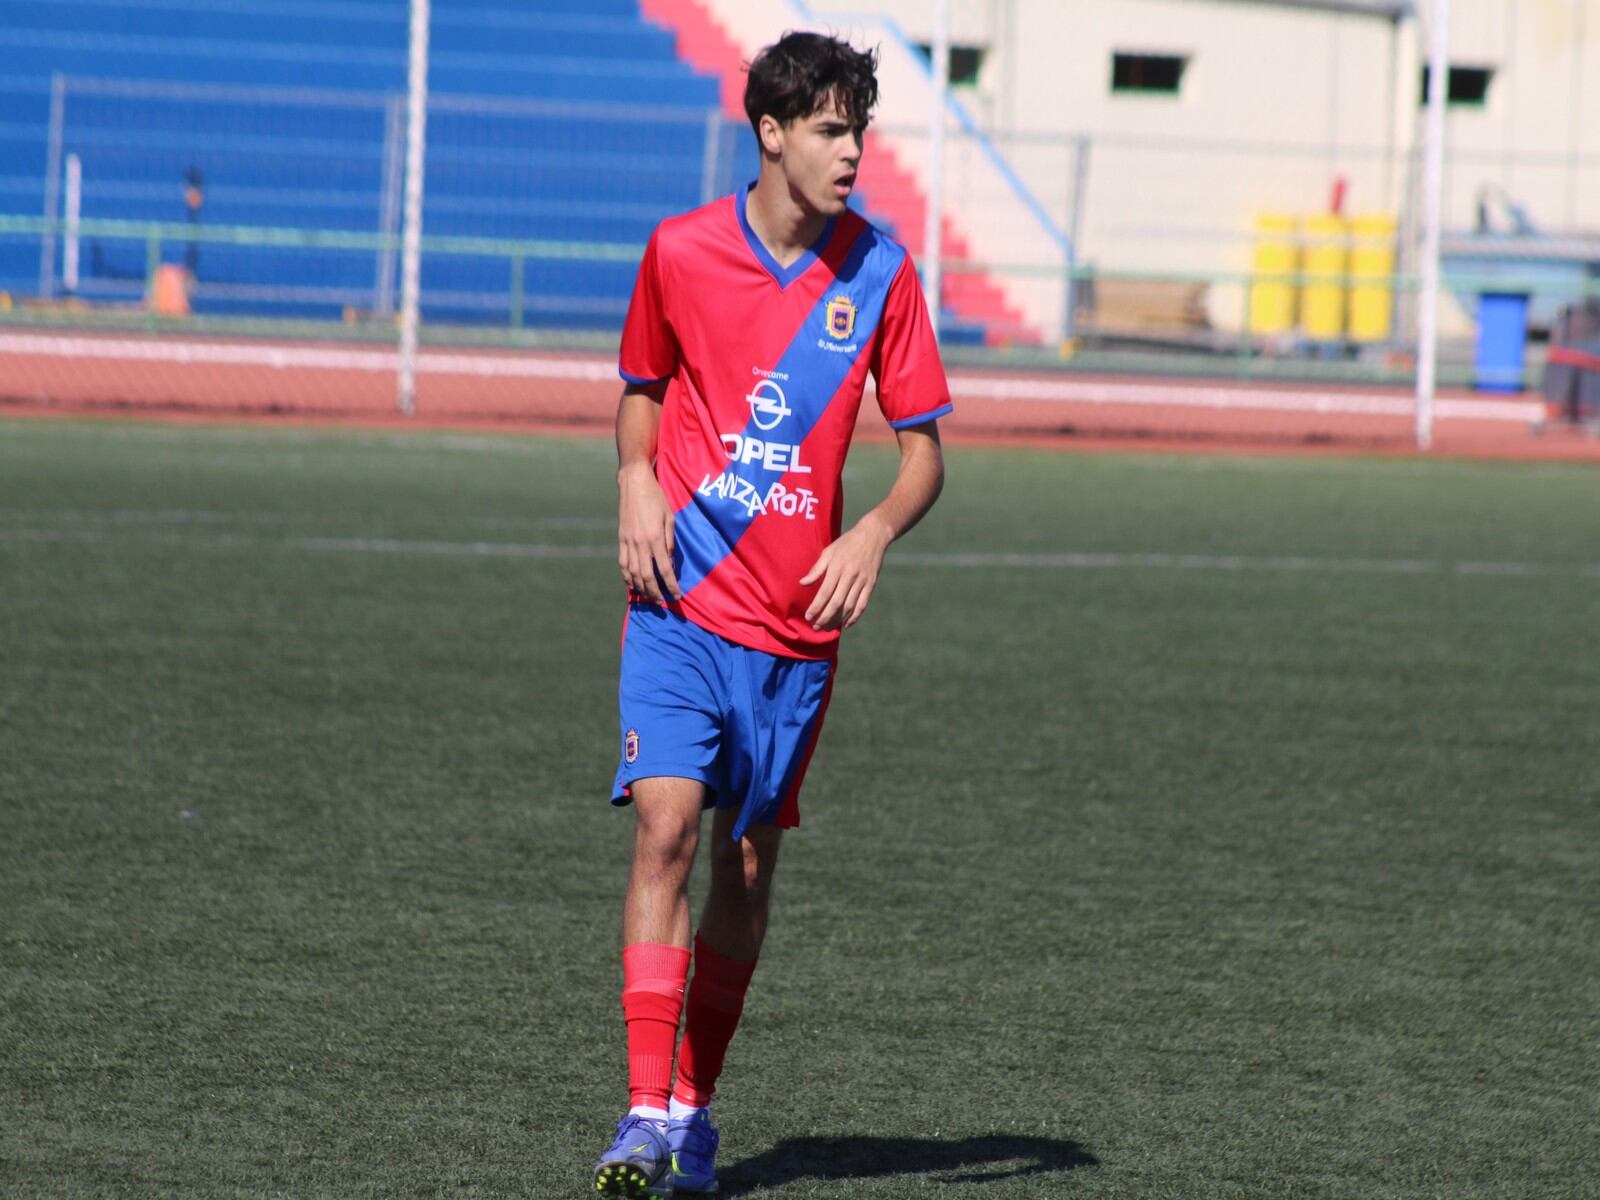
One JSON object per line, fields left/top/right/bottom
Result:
{"left": 825, "top": 294, "right": 856, "bottom": 340}
{"left": 624, "top": 729, "right": 640, "bottom": 764}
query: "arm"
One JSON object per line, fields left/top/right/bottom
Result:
{"left": 801, "top": 420, "right": 945, "bottom": 632}
{"left": 616, "top": 380, "right": 682, "bottom": 604}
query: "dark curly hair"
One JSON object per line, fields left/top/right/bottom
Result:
{"left": 743, "top": 31, "right": 879, "bottom": 134}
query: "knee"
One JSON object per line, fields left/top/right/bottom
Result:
{"left": 635, "top": 806, "right": 699, "bottom": 871}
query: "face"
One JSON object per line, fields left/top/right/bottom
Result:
{"left": 762, "top": 99, "right": 865, "bottom": 217}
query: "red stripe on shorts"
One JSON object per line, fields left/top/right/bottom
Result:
{"left": 775, "top": 661, "right": 837, "bottom": 828}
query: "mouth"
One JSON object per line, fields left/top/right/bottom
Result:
{"left": 833, "top": 174, "right": 856, "bottom": 197}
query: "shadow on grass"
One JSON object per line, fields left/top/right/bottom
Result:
{"left": 719, "top": 1133, "right": 1099, "bottom": 1193}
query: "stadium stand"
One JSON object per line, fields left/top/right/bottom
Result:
{"left": 0, "top": 0, "right": 991, "bottom": 339}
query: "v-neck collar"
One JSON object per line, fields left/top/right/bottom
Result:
{"left": 736, "top": 183, "right": 836, "bottom": 290}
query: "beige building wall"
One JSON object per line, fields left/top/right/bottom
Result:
{"left": 802, "top": 0, "right": 1600, "bottom": 299}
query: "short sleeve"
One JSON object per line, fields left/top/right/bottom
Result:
{"left": 871, "top": 254, "right": 953, "bottom": 429}
{"left": 618, "top": 229, "right": 679, "bottom": 385}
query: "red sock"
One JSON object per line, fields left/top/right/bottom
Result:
{"left": 622, "top": 942, "right": 691, "bottom": 1111}
{"left": 672, "top": 934, "right": 758, "bottom": 1108}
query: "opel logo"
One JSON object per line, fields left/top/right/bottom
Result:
{"left": 745, "top": 378, "right": 792, "bottom": 431}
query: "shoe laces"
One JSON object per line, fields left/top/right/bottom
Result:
{"left": 618, "top": 1114, "right": 666, "bottom": 1145}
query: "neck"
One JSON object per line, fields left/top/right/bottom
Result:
{"left": 745, "top": 171, "right": 829, "bottom": 268}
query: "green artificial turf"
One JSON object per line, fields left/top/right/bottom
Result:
{"left": 1, "top": 418, "right": 1596, "bottom": 1198}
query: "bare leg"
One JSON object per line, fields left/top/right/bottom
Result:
{"left": 622, "top": 776, "right": 706, "bottom": 948}
{"left": 669, "top": 809, "right": 782, "bottom": 1110}
{"left": 695, "top": 807, "right": 783, "bottom": 961}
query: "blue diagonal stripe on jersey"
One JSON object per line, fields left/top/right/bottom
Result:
{"left": 672, "top": 226, "right": 907, "bottom": 597}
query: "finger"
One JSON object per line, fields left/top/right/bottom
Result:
{"left": 806, "top": 574, "right": 837, "bottom": 626}
{"left": 805, "top": 566, "right": 840, "bottom": 624}
{"left": 652, "top": 536, "right": 683, "bottom": 602}
{"left": 842, "top": 578, "right": 874, "bottom": 628}
{"left": 831, "top": 575, "right": 867, "bottom": 629}
{"left": 799, "top": 548, "right": 831, "bottom": 589}
{"left": 802, "top": 567, "right": 830, "bottom": 621}
{"left": 656, "top": 514, "right": 682, "bottom": 600}
{"left": 631, "top": 540, "right": 664, "bottom": 603}
{"left": 812, "top": 572, "right": 851, "bottom": 630}
{"left": 832, "top": 578, "right": 864, "bottom": 629}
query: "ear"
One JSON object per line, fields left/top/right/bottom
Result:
{"left": 758, "top": 114, "right": 784, "bottom": 158}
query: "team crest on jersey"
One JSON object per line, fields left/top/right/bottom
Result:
{"left": 825, "top": 294, "right": 857, "bottom": 340}
{"left": 624, "top": 729, "right": 639, "bottom": 764}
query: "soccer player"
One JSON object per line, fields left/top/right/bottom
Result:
{"left": 594, "top": 31, "right": 950, "bottom": 1198}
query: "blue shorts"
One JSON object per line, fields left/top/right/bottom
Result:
{"left": 612, "top": 603, "right": 836, "bottom": 842}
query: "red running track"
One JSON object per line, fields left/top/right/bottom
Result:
{"left": 0, "top": 330, "right": 1594, "bottom": 463}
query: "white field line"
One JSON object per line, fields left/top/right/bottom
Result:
{"left": 948, "top": 375, "right": 1545, "bottom": 423}
{"left": 892, "top": 550, "right": 1436, "bottom": 574}
{"left": 0, "top": 332, "right": 617, "bottom": 382}
{"left": 0, "top": 507, "right": 612, "bottom": 531}
{"left": 0, "top": 332, "right": 1545, "bottom": 423}
{"left": 291, "top": 536, "right": 614, "bottom": 560}
{"left": 0, "top": 528, "right": 111, "bottom": 545}
{"left": 3, "top": 523, "right": 1594, "bottom": 578}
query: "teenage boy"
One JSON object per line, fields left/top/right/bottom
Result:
{"left": 596, "top": 31, "right": 950, "bottom": 1197}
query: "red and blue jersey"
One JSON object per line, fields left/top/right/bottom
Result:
{"left": 619, "top": 184, "right": 952, "bottom": 660}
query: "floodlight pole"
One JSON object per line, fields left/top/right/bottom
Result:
{"left": 39, "top": 73, "right": 65, "bottom": 300}
{"left": 923, "top": 0, "right": 950, "bottom": 343}
{"left": 1414, "top": 0, "right": 1449, "bottom": 451}
{"left": 63, "top": 154, "right": 81, "bottom": 292}
{"left": 397, "top": 0, "right": 430, "bottom": 416}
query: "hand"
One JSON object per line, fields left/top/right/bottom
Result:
{"left": 800, "top": 514, "right": 893, "bottom": 632}
{"left": 617, "top": 462, "right": 682, "bottom": 603}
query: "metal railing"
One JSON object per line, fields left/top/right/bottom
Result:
{"left": 8, "top": 213, "right": 1600, "bottom": 391}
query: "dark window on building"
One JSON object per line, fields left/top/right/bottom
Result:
{"left": 914, "top": 42, "right": 985, "bottom": 86}
{"left": 1420, "top": 64, "right": 1493, "bottom": 106}
{"left": 1111, "top": 52, "right": 1186, "bottom": 95}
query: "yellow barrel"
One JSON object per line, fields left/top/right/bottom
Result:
{"left": 1347, "top": 214, "right": 1398, "bottom": 343}
{"left": 1299, "top": 214, "right": 1347, "bottom": 341}
{"left": 1248, "top": 214, "right": 1297, "bottom": 335}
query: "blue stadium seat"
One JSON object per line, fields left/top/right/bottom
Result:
{"left": 0, "top": 0, "right": 938, "bottom": 334}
